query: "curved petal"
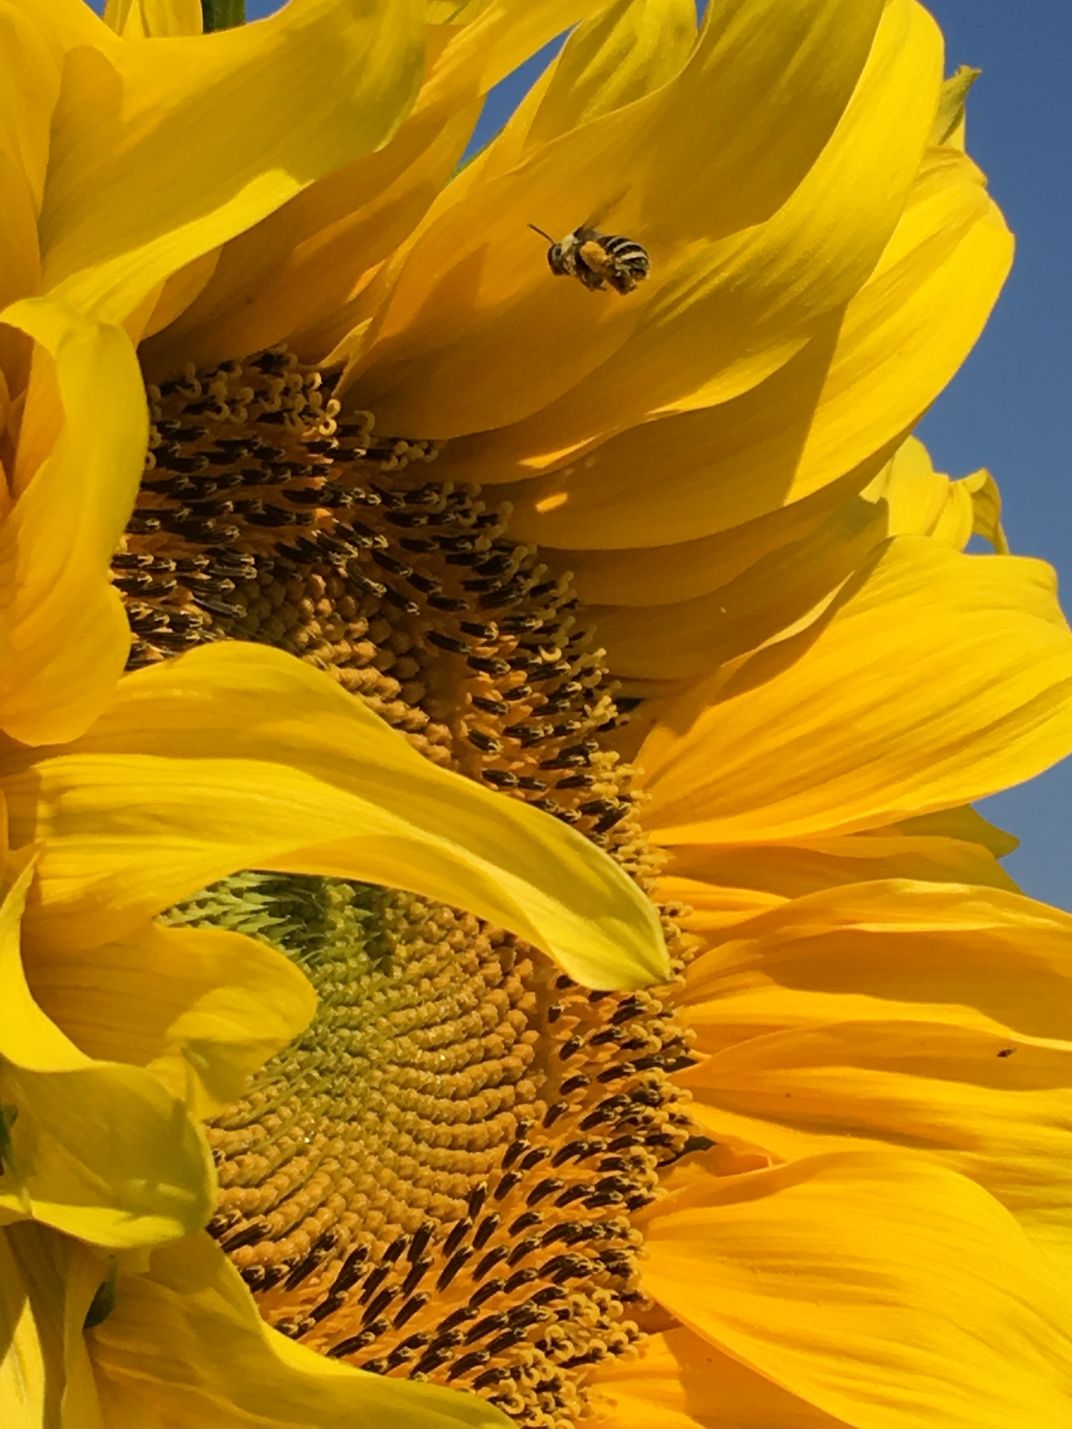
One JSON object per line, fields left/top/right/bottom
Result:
{"left": 0, "top": 1222, "right": 105, "bottom": 1429}
{"left": 90, "top": 1233, "right": 510, "bottom": 1428}
{"left": 38, "top": 0, "right": 425, "bottom": 325}
{"left": 587, "top": 492, "right": 888, "bottom": 684}
{"left": 103, "top": 0, "right": 202, "bottom": 38}
{"left": 678, "top": 880, "right": 1072, "bottom": 1254}
{"left": 0, "top": 853, "right": 214, "bottom": 1249}
{"left": 0, "top": 641, "right": 668, "bottom": 991}
{"left": 639, "top": 538, "right": 1072, "bottom": 846}
{"left": 0, "top": 298, "right": 147, "bottom": 746}
{"left": 494, "top": 145, "right": 1009, "bottom": 544}
{"left": 659, "top": 816, "right": 1018, "bottom": 934}
{"left": 457, "top": 0, "right": 698, "bottom": 192}
{"left": 28, "top": 920, "right": 317, "bottom": 1120}
{"left": 141, "top": 0, "right": 608, "bottom": 374}
{"left": 343, "top": 0, "right": 899, "bottom": 439}
{"left": 0, "top": 3, "right": 61, "bottom": 316}
{"left": 641, "top": 1152, "right": 1072, "bottom": 1429}
{"left": 589, "top": 1326, "right": 843, "bottom": 1429}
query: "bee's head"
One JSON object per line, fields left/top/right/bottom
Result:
{"left": 546, "top": 242, "right": 568, "bottom": 275}
{"left": 528, "top": 223, "right": 567, "bottom": 276}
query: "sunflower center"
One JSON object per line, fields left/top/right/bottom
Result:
{"left": 114, "top": 349, "right": 699, "bottom": 1425}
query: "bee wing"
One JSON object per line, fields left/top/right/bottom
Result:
{"left": 580, "top": 186, "right": 630, "bottom": 234}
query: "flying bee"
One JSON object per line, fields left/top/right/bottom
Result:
{"left": 528, "top": 223, "right": 650, "bottom": 295}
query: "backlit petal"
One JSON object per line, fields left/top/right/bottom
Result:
{"left": 103, "top": 0, "right": 202, "bottom": 38}
{"left": 343, "top": 0, "right": 898, "bottom": 438}
{"left": 0, "top": 642, "right": 667, "bottom": 990}
{"left": 0, "top": 1223, "right": 104, "bottom": 1429}
{"left": 496, "top": 146, "right": 1009, "bottom": 543}
{"left": 29, "top": 920, "right": 317, "bottom": 1120}
{"left": 0, "top": 299, "right": 146, "bottom": 745}
{"left": 90, "top": 1233, "right": 510, "bottom": 1428}
{"left": 0, "top": 854, "right": 214, "bottom": 1249}
{"left": 642, "top": 1153, "right": 1072, "bottom": 1428}
{"left": 39, "top": 0, "right": 425, "bottom": 324}
{"left": 678, "top": 880, "right": 1072, "bottom": 1255}
{"left": 639, "top": 538, "right": 1072, "bottom": 846}
{"left": 590, "top": 1326, "right": 841, "bottom": 1429}
{"left": 141, "top": 0, "right": 607, "bottom": 374}
{"left": 660, "top": 816, "right": 1017, "bottom": 934}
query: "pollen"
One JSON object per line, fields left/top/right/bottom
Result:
{"left": 116, "top": 348, "right": 701, "bottom": 1426}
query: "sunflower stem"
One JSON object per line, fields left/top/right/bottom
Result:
{"left": 202, "top": 0, "right": 245, "bottom": 30}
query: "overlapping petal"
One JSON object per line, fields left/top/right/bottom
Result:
{"left": 641, "top": 1153, "right": 1072, "bottom": 1428}
{"left": 590, "top": 1326, "right": 842, "bottom": 1428}
{"left": 638, "top": 537, "right": 1072, "bottom": 846}
{"left": 89, "top": 1233, "right": 510, "bottom": 1428}
{"left": 25, "top": 0, "right": 424, "bottom": 326}
{"left": 28, "top": 919, "right": 317, "bottom": 1120}
{"left": 677, "top": 880, "right": 1072, "bottom": 1257}
{"left": 0, "top": 640, "right": 667, "bottom": 990}
{"left": 0, "top": 848, "right": 214, "bottom": 1249}
{"left": 0, "top": 299, "right": 146, "bottom": 746}
{"left": 499, "top": 146, "right": 1010, "bottom": 550}
{"left": 140, "top": 0, "right": 612, "bottom": 374}
{"left": 0, "top": 1222, "right": 104, "bottom": 1429}
{"left": 659, "top": 810, "right": 1018, "bottom": 933}
{"left": 342, "top": 0, "right": 913, "bottom": 440}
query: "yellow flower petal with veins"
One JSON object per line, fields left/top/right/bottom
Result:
{"left": 140, "top": 0, "right": 610, "bottom": 374}
{"left": 30, "top": 919, "right": 317, "bottom": 1121}
{"left": 103, "top": 0, "right": 202, "bottom": 38}
{"left": 30, "top": 0, "right": 424, "bottom": 325}
{"left": 0, "top": 850, "right": 214, "bottom": 1249}
{"left": 497, "top": 145, "right": 1010, "bottom": 545}
{"left": 640, "top": 537, "right": 1072, "bottom": 845}
{"left": 0, "top": 640, "right": 667, "bottom": 991}
{"left": 659, "top": 810, "right": 1018, "bottom": 932}
{"left": 89, "top": 1233, "right": 509, "bottom": 1427}
{"left": 678, "top": 880, "right": 1072, "bottom": 1259}
{"left": 0, "top": 1223, "right": 103, "bottom": 1429}
{"left": 0, "top": 300, "right": 147, "bottom": 746}
{"left": 343, "top": 0, "right": 905, "bottom": 438}
{"left": 590, "top": 1326, "right": 842, "bottom": 1428}
{"left": 641, "top": 1153, "right": 1072, "bottom": 1428}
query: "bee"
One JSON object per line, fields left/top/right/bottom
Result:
{"left": 528, "top": 223, "right": 650, "bottom": 295}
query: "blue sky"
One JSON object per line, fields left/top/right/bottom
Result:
{"left": 180, "top": 3, "right": 1072, "bottom": 905}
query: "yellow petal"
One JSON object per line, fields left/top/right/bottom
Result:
{"left": 659, "top": 815, "right": 1018, "bottom": 934}
{"left": 0, "top": 3, "right": 61, "bottom": 316}
{"left": 141, "top": 0, "right": 608, "bottom": 373}
{"left": 496, "top": 144, "right": 1010, "bottom": 546}
{"left": 585, "top": 491, "right": 888, "bottom": 684}
{"left": 39, "top": 0, "right": 425, "bottom": 324}
{"left": 458, "top": 0, "right": 697, "bottom": 193}
{"left": 0, "top": 298, "right": 147, "bottom": 746}
{"left": 1, "top": 642, "right": 667, "bottom": 990}
{"left": 642, "top": 1152, "right": 1072, "bottom": 1428}
{"left": 590, "top": 1326, "right": 842, "bottom": 1429}
{"left": 961, "top": 465, "right": 1009, "bottom": 553}
{"left": 639, "top": 538, "right": 1072, "bottom": 846}
{"left": 930, "top": 64, "right": 979, "bottom": 150}
{"left": 344, "top": 0, "right": 903, "bottom": 439}
{"left": 678, "top": 880, "right": 1072, "bottom": 1256}
{"left": 29, "top": 920, "right": 316, "bottom": 1120}
{"left": 104, "top": 0, "right": 203, "bottom": 38}
{"left": 90, "top": 1232, "right": 510, "bottom": 1427}
{"left": 0, "top": 853, "right": 214, "bottom": 1249}
{"left": 0, "top": 1223, "right": 105, "bottom": 1429}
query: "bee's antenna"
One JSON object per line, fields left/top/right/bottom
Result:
{"left": 527, "top": 223, "right": 555, "bottom": 243}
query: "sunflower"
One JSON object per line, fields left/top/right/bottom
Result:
{"left": 3, "top": 1, "right": 1072, "bottom": 1426}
